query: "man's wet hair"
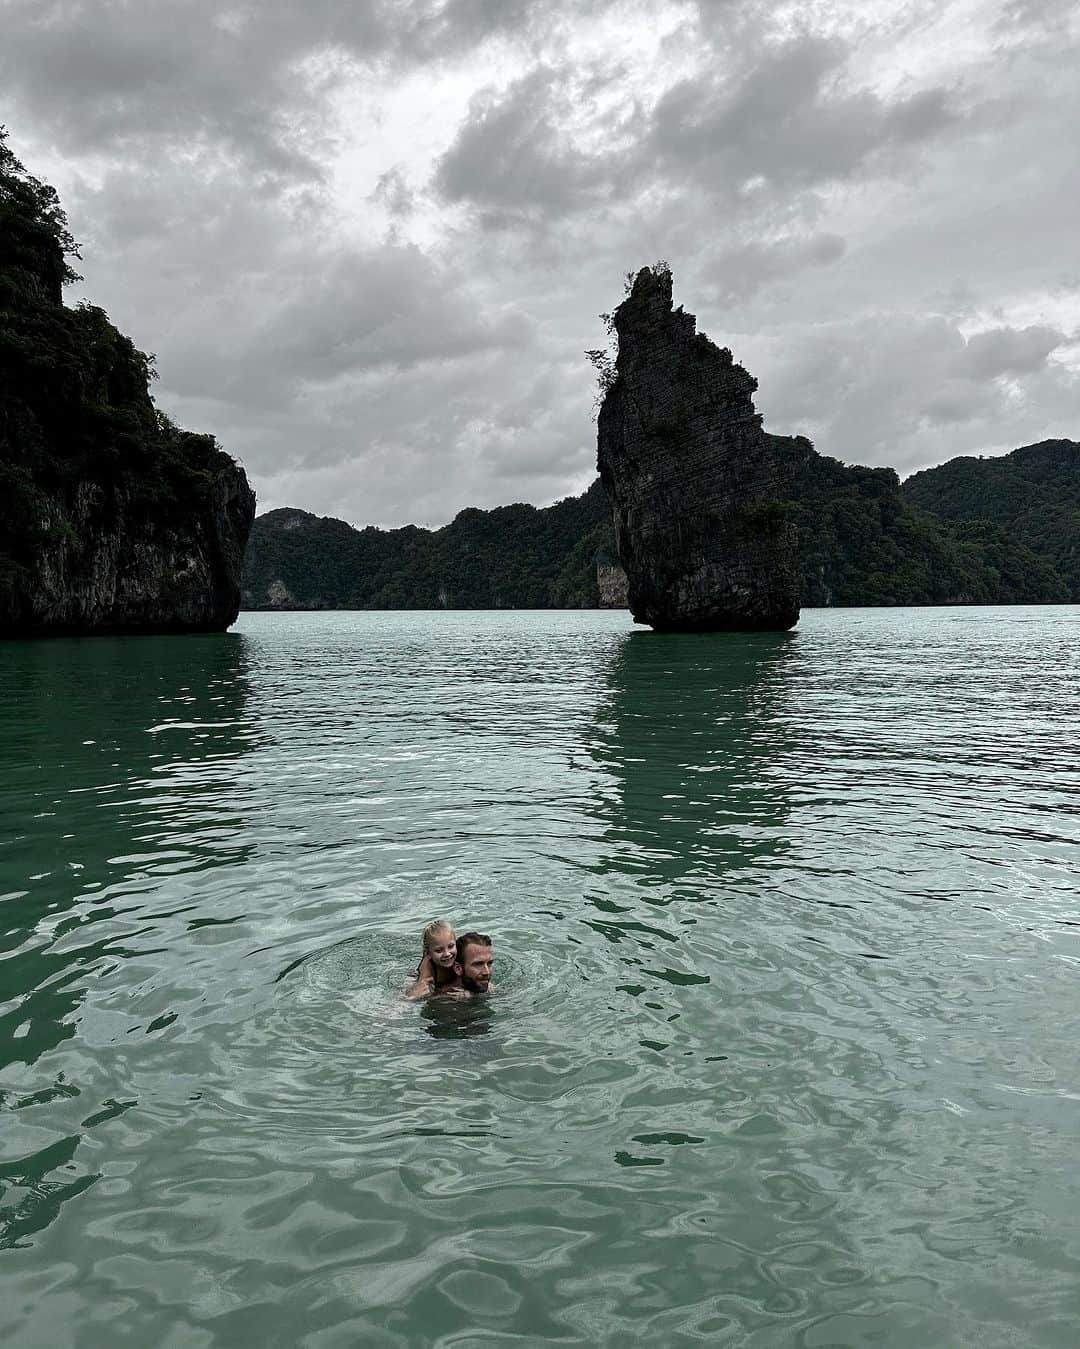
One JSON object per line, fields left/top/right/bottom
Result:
{"left": 456, "top": 931, "right": 492, "bottom": 964}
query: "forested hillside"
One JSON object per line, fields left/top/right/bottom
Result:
{"left": 904, "top": 441, "right": 1080, "bottom": 600}
{"left": 786, "top": 439, "right": 1067, "bottom": 605}
{"left": 243, "top": 480, "right": 614, "bottom": 610}
{"left": 243, "top": 440, "right": 1077, "bottom": 610}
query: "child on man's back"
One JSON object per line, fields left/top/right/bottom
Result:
{"left": 406, "top": 919, "right": 457, "bottom": 998}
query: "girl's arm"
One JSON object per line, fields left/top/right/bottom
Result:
{"left": 405, "top": 952, "right": 434, "bottom": 999}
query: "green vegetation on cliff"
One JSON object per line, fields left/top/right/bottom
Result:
{"left": 0, "top": 128, "right": 253, "bottom": 635}
{"left": 244, "top": 438, "right": 1076, "bottom": 611}
{"left": 904, "top": 441, "right": 1080, "bottom": 600}
{"left": 782, "top": 437, "right": 1068, "bottom": 605}
{"left": 243, "top": 480, "right": 614, "bottom": 610}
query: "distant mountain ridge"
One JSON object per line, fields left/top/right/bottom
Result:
{"left": 904, "top": 440, "right": 1079, "bottom": 600}
{"left": 242, "top": 440, "right": 1078, "bottom": 610}
{"left": 243, "top": 480, "right": 614, "bottom": 611}
{"left": 785, "top": 438, "right": 1073, "bottom": 606}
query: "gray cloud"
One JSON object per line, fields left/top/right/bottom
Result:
{"left": 433, "top": 32, "right": 963, "bottom": 228}
{"left": 957, "top": 324, "right": 1066, "bottom": 380}
{"left": 247, "top": 247, "right": 535, "bottom": 383}
{"left": 0, "top": 0, "right": 610, "bottom": 181}
{"left": 435, "top": 66, "right": 623, "bottom": 219}
{"left": 181, "top": 339, "right": 598, "bottom": 528}
{"left": 697, "top": 233, "right": 847, "bottom": 306}
{"left": 997, "top": 0, "right": 1078, "bottom": 36}
{"left": 753, "top": 314, "right": 1078, "bottom": 474}
{"left": 2, "top": 0, "right": 1076, "bottom": 527}
{"left": 643, "top": 36, "right": 958, "bottom": 196}
{"left": 372, "top": 168, "right": 416, "bottom": 219}
{"left": 0, "top": 1, "right": 353, "bottom": 182}
{"left": 138, "top": 232, "right": 537, "bottom": 416}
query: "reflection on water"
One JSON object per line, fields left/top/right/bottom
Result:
{"left": 419, "top": 994, "right": 497, "bottom": 1040}
{"left": 0, "top": 633, "right": 255, "bottom": 1250}
{"left": 1, "top": 608, "right": 1079, "bottom": 1347}
{"left": 575, "top": 630, "right": 796, "bottom": 1046}
{"left": 591, "top": 628, "right": 794, "bottom": 881}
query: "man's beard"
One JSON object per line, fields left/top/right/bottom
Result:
{"left": 461, "top": 973, "right": 489, "bottom": 994}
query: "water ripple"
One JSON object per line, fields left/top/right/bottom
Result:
{"left": 1, "top": 609, "right": 1079, "bottom": 1345}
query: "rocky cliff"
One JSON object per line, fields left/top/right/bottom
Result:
{"left": 0, "top": 130, "right": 254, "bottom": 637}
{"left": 596, "top": 266, "right": 799, "bottom": 631}
{"left": 596, "top": 561, "right": 629, "bottom": 608}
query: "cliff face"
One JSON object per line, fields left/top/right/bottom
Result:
{"left": 1, "top": 445, "right": 255, "bottom": 636}
{"left": 596, "top": 266, "right": 799, "bottom": 631}
{"left": 0, "top": 131, "right": 254, "bottom": 637}
{"left": 596, "top": 561, "right": 629, "bottom": 608}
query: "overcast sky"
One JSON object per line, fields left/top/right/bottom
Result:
{"left": 4, "top": 0, "right": 1078, "bottom": 526}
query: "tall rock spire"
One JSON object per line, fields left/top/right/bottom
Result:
{"left": 596, "top": 265, "right": 800, "bottom": 631}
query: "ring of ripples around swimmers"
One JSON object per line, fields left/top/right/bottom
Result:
{"left": 275, "top": 932, "right": 558, "bottom": 1024}
{"left": 206, "top": 937, "right": 610, "bottom": 1136}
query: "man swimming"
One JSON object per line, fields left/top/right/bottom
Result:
{"left": 453, "top": 931, "right": 493, "bottom": 996}
{"left": 406, "top": 926, "right": 493, "bottom": 1000}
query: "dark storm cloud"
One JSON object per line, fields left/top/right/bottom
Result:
{"left": 2, "top": 0, "right": 1076, "bottom": 525}
{"left": 957, "top": 325, "right": 1066, "bottom": 380}
{"left": 698, "top": 233, "right": 847, "bottom": 306}
{"left": 756, "top": 314, "right": 1078, "bottom": 474}
{"left": 644, "top": 36, "right": 957, "bottom": 196}
{"left": 244, "top": 247, "right": 536, "bottom": 386}
{"left": 435, "top": 66, "right": 619, "bottom": 218}
{"left": 434, "top": 33, "right": 961, "bottom": 226}
{"left": 157, "top": 243, "right": 535, "bottom": 410}
{"left": 0, "top": 0, "right": 610, "bottom": 181}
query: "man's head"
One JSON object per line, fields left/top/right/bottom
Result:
{"left": 455, "top": 932, "right": 493, "bottom": 993}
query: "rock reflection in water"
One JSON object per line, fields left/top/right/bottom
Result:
{"left": 0, "top": 632, "right": 257, "bottom": 1249}
{"left": 588, "top": 628, "right": 795, "bottom": 888}
{"left": 419, "top": 993, "right": 497, "bottom": 1039}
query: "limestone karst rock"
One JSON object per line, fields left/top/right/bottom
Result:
{"left": 0, "top": 130, "right": 254, "bottom": 637}
{"left": 596, "top": 266, "right": 800, "bottom": 631}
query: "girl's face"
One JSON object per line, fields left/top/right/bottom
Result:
{"left": 428, "top": 929, "right": 457, "bottom": 967}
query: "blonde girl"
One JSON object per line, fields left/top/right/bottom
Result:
{"left": 406, "top": 919, "right": 458, "bottom": 998}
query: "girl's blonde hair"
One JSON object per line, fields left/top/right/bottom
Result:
{"left": 422, "top": 919, "right": 454, "bottom": 952}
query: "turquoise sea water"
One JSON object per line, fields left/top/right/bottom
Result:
{"left": 1, "top": 607, "right": 1078, "bottom": 1347}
